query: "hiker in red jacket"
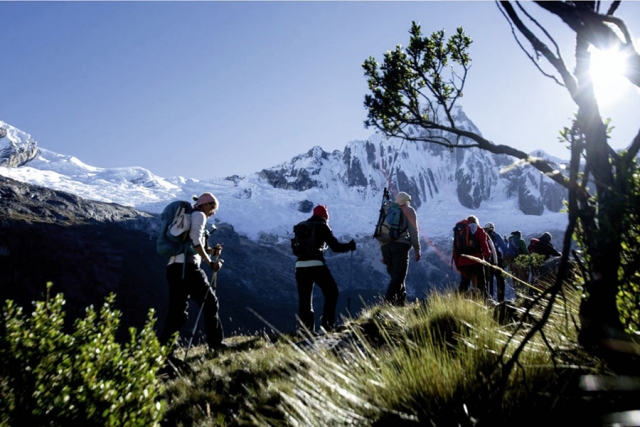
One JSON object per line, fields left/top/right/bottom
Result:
{"left": 453, "top": 215, "right": 491, "bottom": 298}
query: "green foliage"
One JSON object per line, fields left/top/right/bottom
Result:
{"left": 363, "top": 22, "right": 472, "bottom": 137}
{"left": 0, "top": 284, "right": 170, "bottom": 426}
{"left": 512, "top": 253, "right": 546, "bottom": 270}
{"left": 562, "top": 116, "right": 640, "bottom": 336}
{"left": 615, "top": 157, "right": 640, "bottom": 335}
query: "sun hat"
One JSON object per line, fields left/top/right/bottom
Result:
{"left": 194, "top": 192, "right": 218, "bottom": 208}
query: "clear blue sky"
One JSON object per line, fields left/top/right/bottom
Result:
{"left": 2, "top": 1, "right": 639, "bottom": 179}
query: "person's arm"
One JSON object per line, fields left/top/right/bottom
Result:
{"left": 322, "top": 223, "right": 352, "bottom": 253}
{"left": 478, "top": 229, "right": 491, "bottom": 259}
{"left": 487, "top": 238, "right": 497, "bottom": 264}
{"left": 190, "top": 211, "right": 222, "bottom": 271}
{"left": 549, "top": 243, "right": 561, "bottom": 257}
{"left": 494, "top": 233, "right": 507, "bottom": 254}
{"left": 402, "top": 206, "right": 421, "bottom": 260}
{"left": 194, "top": 244, "right": 223, "bottom": 271}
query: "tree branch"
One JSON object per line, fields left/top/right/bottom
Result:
{"left": 534, "top": 0, "right": 640, "bottom": 88}
{"left": 499, "top": 2, "right": 580, "bottom": 100}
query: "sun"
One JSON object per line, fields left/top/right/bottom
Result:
{"left": 589, "top": 47, "right": 629, "bottom": 105}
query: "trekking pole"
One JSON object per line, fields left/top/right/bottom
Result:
{"left": 346, "top": 251, "right": 353, "bottom": 317}
{"left": 349, "top": 250, "right": 353, "bottom": 289}
{"left": 184, "top": 247, "right": 221, "bottom": 361}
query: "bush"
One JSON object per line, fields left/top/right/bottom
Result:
{"left": 0, "top": 284, "right": 170, "bottom": 426}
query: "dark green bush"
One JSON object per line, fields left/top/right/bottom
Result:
{"left": 0, "top": 284, "right": 170, "bottom": 426}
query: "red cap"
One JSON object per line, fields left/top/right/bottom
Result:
{"left": 313, "top": 205, "right": 329, "bottom": 220}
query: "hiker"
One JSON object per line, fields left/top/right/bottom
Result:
{"left": 159, "top": 192, "right": 226, "bottom": 350}
{"left": 486, "top": 234, "right": 498, "bottom": 296}
{"left": 532, "top": 232, "right": 561, "bottom": 261}
{"left": 504, "top": 230, "right": 530, "bottom": 293}
{"left": 484, "top": 222, "right": 507, "bottom": 302}
{"left": 529, "top": 232, "right": 562, "bottom": 288}
{"left": 453, "top": 215, "right": 491, "bottom": 298}
{"left": 379, "top": 192, "right": 421, "bottom": 306}
{"left": 293, "top": 205, "right": 356, "bottom": 332}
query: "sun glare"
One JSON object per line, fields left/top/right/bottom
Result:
{"left": 589, "top": 47, "right": 629, "bottom": 105}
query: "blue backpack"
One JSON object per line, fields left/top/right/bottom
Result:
{"left": 503, "top": 235, "right": 520, "bottom": 261}
{"left": 156, "top": 201, "right": 196, "bottom": 257}
{"left": 374, "top": 202, "right": 408, "bottom": 242}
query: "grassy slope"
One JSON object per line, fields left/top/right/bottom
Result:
{"left": 159, "top": 288, "right": 638, "bottom": 427}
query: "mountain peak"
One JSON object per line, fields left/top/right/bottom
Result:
{"left": 0, "top": 120, "right": 39, "bottom": 168}
{"left": 0, "top": 120, "right": 569, "bottom": 243}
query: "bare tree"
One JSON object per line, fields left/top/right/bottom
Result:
{"left": 363, "top": 1, "right": 640, "bottom": 350}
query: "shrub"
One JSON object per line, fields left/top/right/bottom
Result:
{"left": 0, "top": 284, "right": 170, "bottom": 426}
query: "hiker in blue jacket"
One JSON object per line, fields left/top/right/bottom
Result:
{"left": 159, "top": 192, "right": 226, "bottom": 350}
{"left": 294, "top": 205, "right": 356, "bottom": 333}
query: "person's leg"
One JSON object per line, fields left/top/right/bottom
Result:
{"left": 472, "top": 264, "right": 487, "bottom": 299}
{"left": 186, "top": 264, "right": 224, "bottom": 349}
{"left": 496, "top": 259, "right": 506, "bottom": 302}
{"left": 315, "top": 265, "right": 339, "bottom": 331}
{"left": 458, "top": 265, "right": 472, "bottom": 294}
{"left": 295, "top": 267, "right": 316, "bottom": 331}
{"left": 486, "top": 266, "right": 495, "bottom": 299}
{"left": 385, "top": 243, "right": 410, "bottom": 305}
{"left": 159, "top": 263, "right": 190, "bottom": 346}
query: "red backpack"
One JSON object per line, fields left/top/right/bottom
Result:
{"left": 528, "top": 238, "right": 540, "bottom": 254}
{"left": 453, "top": 219, "right": 477, "bottom": 255}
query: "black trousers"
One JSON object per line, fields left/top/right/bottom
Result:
{"left": 485, "top": 258, "right": 506, "bottom": 302}
{"left": 381, "top": 242, "right": 411, "bottom": 305}
{"left": 160, "top": 262, "right": 224, "bottom": 349}
{"left": 295, "top": 265, "right": 339, "bottom": 331}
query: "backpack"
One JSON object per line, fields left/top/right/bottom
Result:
{"left": 528, "top": 238, "right": 540, "bottom": 254}
{"left": 503, "top": 235, "right": 520, "bottom": 261}
{"left": 156, "top": 200, "right": 195, "bottom": 257}
{"left": 291, "top": 221, "right": 317, "bottom": 257}
{"left": 374, "top": 202, "right": 408, "bottom": 243}
{"left": 453, "top": 220, "right": 477, "bottom": 255}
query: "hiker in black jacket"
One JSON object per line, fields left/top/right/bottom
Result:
{"left": 294, "top": 205, "right": 356, "bottom": 333}
{"left": 535, "top": 232, "right": 562, "bottom": 260}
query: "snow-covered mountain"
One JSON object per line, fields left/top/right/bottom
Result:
{"left": 0, "top": 123, "right": 38, "bottom": 168}
{"left": 0, "top": 116, "right": 572, "bottom": 330}
{"left": 0, "top": 115, "right": 569, "bottom": 246}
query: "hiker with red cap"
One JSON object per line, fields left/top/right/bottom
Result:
{"left": 291, "top": 204, "right": 356, "bottom": 332}
{"left": 160, "top": 192, "right": 226, "bottom": 351}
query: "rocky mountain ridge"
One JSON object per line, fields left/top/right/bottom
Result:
{"left": 0, "top": 116, "right": 570, "bottom": 336}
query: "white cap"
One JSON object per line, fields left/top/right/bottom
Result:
{"left": 395, "top": 191, "right": 411, "bottom": 206}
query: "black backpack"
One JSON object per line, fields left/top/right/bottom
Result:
{"left": 291, "top": 221, "right": 317, "bottom": 257}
